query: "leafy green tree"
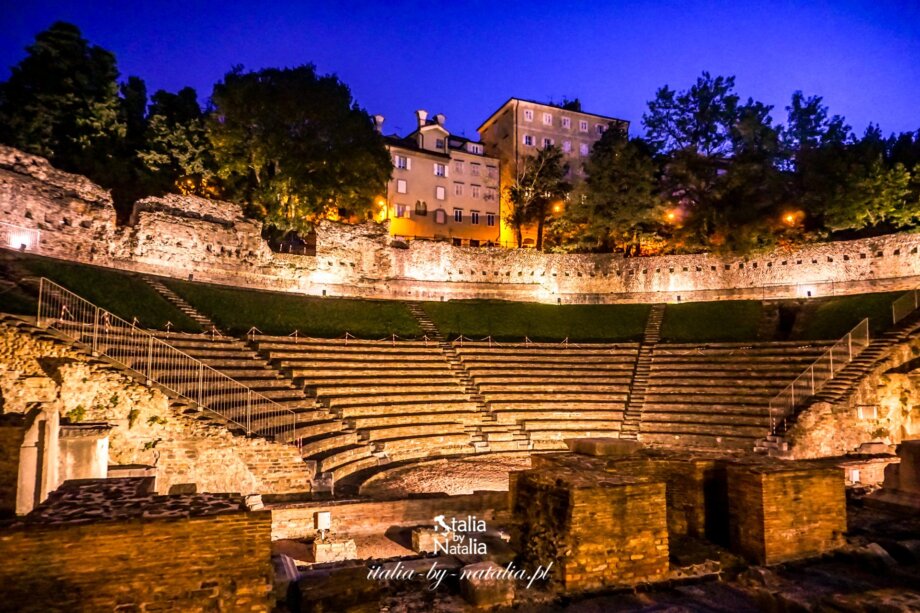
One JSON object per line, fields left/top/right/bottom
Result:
{"left": 567, "top": 131, "right": 662, "bottom": 253}
{"left": 208, "top": 65, "right": 391, "bottom": 231}
{"left": 138, "top": 87, "right": 215, "bottom": 197}
{"left": 823, "top": 159, "right": 917, "bottom": 231}
{"left": 0, "top": 22, "right": 125, "bottom": 182}
{"left": 504, "top": 146, "right": 571, "bottom": 250}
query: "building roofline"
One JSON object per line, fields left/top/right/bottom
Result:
{"left": 476, "top": 97, "right": 629, "bottom": 134}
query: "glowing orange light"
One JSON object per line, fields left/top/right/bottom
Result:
{"left": 552, "top": 204, "right": 562, "bottom": 213}
{"left": 666, "top": 211, "right": 677, "bottom": 222}
{"left": 782, "top": 211, "right": 802, "bottom": 227}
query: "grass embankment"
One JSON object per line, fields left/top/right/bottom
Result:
{"left": 164, "top": 280, "right": 422, "bottom": 338}
{"left": 0, "top": 254, "right": 200, "bottom": 331}
{"left": 660, "top": 300, "right": 763, "bottom": 342}
{"left": 421, "top": 301, "right": 651, "bottom": 342}
{"left": 793, "top": 292, "right": 901, "bottom": 340}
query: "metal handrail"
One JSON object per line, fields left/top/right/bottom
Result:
{"left": 767, "top": 317, "right": 870, "bottom": 435}
{"left": 36, "top": 277, "right": 300, "bottom": 447}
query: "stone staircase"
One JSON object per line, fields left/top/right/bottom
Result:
{"left": 143, "top": 277, "right": 219, "bottom": 332}
{"left": 619, "top": 303, "right": 665, "bottom": 439}
{"left": 405, "top": 302, "right": 531, "bottom": 452}
{"left": 756, "top": 307, "right": 920, "bottom": 456}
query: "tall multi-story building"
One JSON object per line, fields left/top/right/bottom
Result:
{"left": 377, "top": 111, "right": 501, "bottom": 246}
{"left": 477, "top": 98, "right": 629, "bottom": 247}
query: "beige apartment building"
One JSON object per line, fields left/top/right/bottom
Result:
{"left": 377, "top": 111, "right": 501, "bottom": 246}
{"left": 477, "top": 98, "right": 629, "bottom": 247}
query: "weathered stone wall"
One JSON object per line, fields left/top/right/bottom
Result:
{"left": 0, "top": 416, "right": 25, "bottom": 517}
{"left": 0, "top": 322, "right": 312, "bottom": 495}
{"left": 726, "top": 461, "right": 846, "bottom": 565}
{"left": 2, "top": 145, "right": 919, "bottom": 304}
{"left": 0, "top": 510, "right": 273, "bottom": 612}
{"left": 271, "top": 490, "right": 510, "bottom": 540}
{"left": 786, "top": 335, "right": 920, "bottom": 458}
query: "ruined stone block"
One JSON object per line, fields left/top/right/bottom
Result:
{"left": 513, "top": 465, "right": 669, "bottom": 592}
{"left": 312, "top": 538, "right": 358, "bottom": 563}
{"left": 726, "top": 461, "right": 846, "bottom": 565}
{"left": 565, "top": 437, "right": 643, "bottom": 457}
{"left": 459, "top": 561, "right": 515, "bottom": 608}
{"left": 411, "top": 526, "right": 453, "bottom": 553}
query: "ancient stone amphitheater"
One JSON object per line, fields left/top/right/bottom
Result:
{"left": 2, "top": 146, "right": 920, "bottom": 611}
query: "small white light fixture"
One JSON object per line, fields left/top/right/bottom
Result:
{"left": 314, "top": 511, "right": 331, "bottom": 541}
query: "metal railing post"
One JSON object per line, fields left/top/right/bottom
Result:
{"left": 246, "top": 390, "right": 252, "bottom": 434}
{"left": 92, "top": 306, "right": 100, "bottom": 353}
{"left": 146, "top": 335, "right": 153, "bottom": 382}
{"left": 197, "top": 364, "right": 204, "bottom": 407}
{"left": 36, "top": 278, "right": 45, "bottom": 327}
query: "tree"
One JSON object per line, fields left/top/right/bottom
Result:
{"left": 504, "top": 146, "right": 571, "bottom": 250}
{"left": 208, "top": 65, "right": 391, "bottom": 232}
{"left": 642, "top": 72, "right": 787, "bottom": 252}
{"left": 138, "top": 87, "right": 216, "bottom": 197}
{"left": 567, "top": 131, "right": 662, "bottom": 253}
{"left": 823, "top": 159, "right": 917, "bottom": 231}
{"left": 0, "top": 22, "right": 125, "bottom": 182}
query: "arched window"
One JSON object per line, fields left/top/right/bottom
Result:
{"left": 415, "top": 200, "right": 428, "bottom": 216}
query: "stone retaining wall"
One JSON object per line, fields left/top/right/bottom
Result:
{"left": 270, "top": 490, "right": 510, "bottom": 540}
{"left": 2, "top": 145, "right": 919, "bottom": 304}
{"left": 0, "top": 322, "right": 313, "bottom": 496}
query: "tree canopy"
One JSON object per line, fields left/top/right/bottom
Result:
{"left": 208, "top": 65, "right": 391, "bottom": 232}
{"left": 504, "top": 146, "right": 571, "bottom": 250}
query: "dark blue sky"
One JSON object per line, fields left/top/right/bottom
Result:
{"left": 2, "top": 1, "right": 919, "bottom": 138}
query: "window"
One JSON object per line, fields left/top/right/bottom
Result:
{"left": 396, "top": 179, "right": 407, "bottom": 194}
{"left": 454, "top": 208, "right": 463, "bottom": 222}
{"left": 436, "top": 186, "right": 446, "bottom": 200}
{"left": 435, "top": 138, "right": 445, "bottom": 149}
{"left": 394, "top": 204, "right": 410, "bottom": 218}
{"left": 542, "top": 137, "right": 553, "bottom": 148}
{"left": 487, "top": 213, "right": 496, "bottom": 226}
{"left": 395, "top": 155, "right": 409, "bottom": 169}
{"left": 434, "top": 209, "right": 447, "bottom": 224}
{"left": 434, "top": 163, "right": 447, "bottom": 177}
{"left": 486, "top": 165, "right": 497, "bottom": 179}
{"left": 470, "top": 163, "right": 481, "bottom": 176}
{"left": 415, "top": 201, "right": 427, "bottom": 216}
{"left": 454, "top": 160, "right": 464, "bottom": 174}
{"left": 484, "top": 187, "right": 497, "bottom": 201}
{"left": 471, "top": 211, "right": 480, "bottom": 224}
{"left": 579, "top": 143, "right": 589, "bottom": 156}
{"left": 561, "top": 117, "right": 571, "bottom": 129}
{"left": 543, "top": 112, "right": 552, "bottom": 125}
{"left": 523, "top": 134, "right": 534, "bottom": 146}
{"left": 562, "top": 140, "right": 571, "bottom": 153}
{"left": 595, "top": 124, "right": 605, "bottom": 135}
{"left": 454, "top": 182, "right": 463, "bottom": 196}
{"left": 471, "top": 185, "right": 481, "bottom": 199}
{"left": 467, "top": 143, "right": 483, "bottom": 154}
{"left": 524, "top": 109, "right": 534, "bottom": 121}
{"left": 579, "top": 120, "right": 588, "bottom": 132}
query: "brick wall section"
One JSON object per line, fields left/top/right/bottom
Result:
{"left": 727, "top": 461, "right": 846, "bottom": 565}
{"left": 0, "top": 418, "right": 25, "bottom": 517}
{"left": 270, "top": 491, "right": 510, "bottom": 540}
{"left": 0, "top": 511, "right": 274, "bottom": 612}
{"left": 514, "top": 467, "right": 669, "bottom": 593}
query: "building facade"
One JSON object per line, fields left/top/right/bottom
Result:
{"left": 378, "top": 111, "right": 501, "bottom": 246}
{"left": 477, "top": 98, "right": 629, "bottom": 247}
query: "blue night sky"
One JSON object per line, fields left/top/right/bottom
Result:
{"left": 2, "top": 1, "right": 919, "bottom": 139}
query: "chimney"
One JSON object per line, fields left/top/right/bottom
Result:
{"left": 434, "top": 113, "right": 446, "bottom": 127}
{"left": 415, "top": 109, "right": 428, "bottom": 128}
{"left": 372, "top": 114, "right": 384, "bottom": 133}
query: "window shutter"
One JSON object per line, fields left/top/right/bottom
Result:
{"left": 406, "top": 157, "right": 412, "bottom": 170}
{"left": 444, "top": 164, "right": 449, "bottom": 177}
